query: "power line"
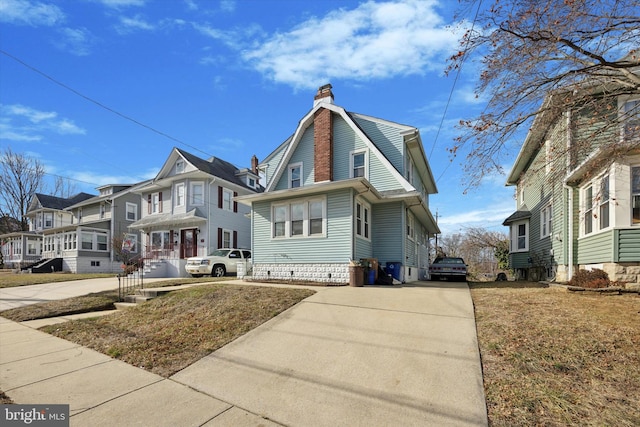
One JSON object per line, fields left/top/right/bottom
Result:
{"left": 432, "top": 0, "right": 483, "bottom": 184}
{"left": 0, "top": 49, "right": 215, "bottom": 160}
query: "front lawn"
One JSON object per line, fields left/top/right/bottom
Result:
{"left": 470, "top": 282, "right": 640, "bottom": 426}
{"left": 0, "top": 272, "right": 114, "bottom": 288}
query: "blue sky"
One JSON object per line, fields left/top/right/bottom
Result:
{"left": 0, "top": 0, "right": 516, "bottom": 236}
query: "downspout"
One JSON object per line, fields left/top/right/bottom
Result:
{"left": 564, "top": 184, "right": 574, "bottom": 281}
{"left": 564, "top": 109, "right": 574, "bottom": 281}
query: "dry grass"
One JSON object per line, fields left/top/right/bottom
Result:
{"left": 40, "top": 283, "right": 314, "bottom": 377}
{"left": 470, "top": 282, "right": 640, "bottom": 426}
{"left": 0, "top": 277, "right": 231, "bottom": 322}
{"left": 0, "top": 272, "right": 115, "bottom": 288}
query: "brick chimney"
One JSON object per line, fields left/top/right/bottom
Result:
{"left": 251, "top": 155, "right": 258, "bottom": 174}
{"left": 314, "top": 84, "right": 333, "bottom": 182}
{"left": 314, "top": 83, "right": 334, "bottom": 107}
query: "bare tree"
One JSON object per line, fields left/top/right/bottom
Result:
{"left": 462, "top": 227, "right": 510, "bottom": 271}
{"left": 50, "top": 175, "right": 78, "bottom": 199}
{"left": 449, "top": 0, "right": 640, "bottom": 188}
{"left": 0, "top": 147, "right": 46, "bottom": 231}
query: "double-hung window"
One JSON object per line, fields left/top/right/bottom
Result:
{"left": 632, "top": 166, "right": 640, "bottom": 225}
{"left": 126, "top": 202, "right": 137, "bottom": 221}
{"left": 584, "top": 186, "right": 593, "bottom": 235}
{"left": 623, "top": 98, "right": 640, "bottom": 141}
{"left": 406, "top": 213, "right": 415, "bottom": 240}
{"left": 222, "top": 188, "right": 233, "bottom": 211}
{"left": 272, "top": 197, "right": 325, "bottom": 238}
{"left": 599, "top": 175, "right": 610, "bottom": 229}
{"left": 152, "top": 193, "right": 160, "bottom": 214}
{"left": 510, "top": 220, "right": 529, "bottom": 252}
{"left": 355, "top": 200, "right": 370, "bottom": 239}
{"left": 289, "top": 163, "right": 302, "bottom": 188}
{"left": 175, "top": 184, "right": 185, "bottom": 207}
{"left": 540, "top": 205, "right": 552, "bottom": 238}
{"left": 44, "top": 212, "right": 53, "bottom": 228}
{"left": 350, "top": 150, "right": 367, "bottom": 178}
{"left": 190, "top": 182, "right": 204, "bottom": 206}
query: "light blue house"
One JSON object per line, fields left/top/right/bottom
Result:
{"left": 237, "top": 85, "right": 440, "bottom": 284}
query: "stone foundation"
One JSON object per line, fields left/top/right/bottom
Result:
{"left": 597, "top": 262, "right": 640, "bottom": 285}
{"left": 252, "top": 263, "right": 350, "bottom": 284}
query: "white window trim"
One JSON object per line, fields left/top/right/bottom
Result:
{"left": 151, "top": 193, "right": 160, "bottom": 214}
{"left": 176, "top": 159, "right": 185, "bottom": 174}
{"left": 407, "top": 212, "right": 415, "bottom": 241}
{"left": 190, "top": 181, "right": 204, "bottom": 206}
{"left": 126, "top": 202, "right": 138, "bottom": 221}
{"left": 632, "top": 165, "right": 640, "bottom": 226}
{"left": 540, "top": 204, "right": 552, "bottom": 239}
{"left": 619, "top": 96, "right": 640, "bottom": 142}
{"left": 271, "top": 196, "right": 326, "bottom": 239}
{"left": 599, "top": 174, "right": 610, "bottom": 230}
{"left": 175, "top": 183, "right": 185, "bottom": 207}
{"left": 350, "top": 149, "right": 368, "bottom": 179}
{"left": 222, "top": 229, "right": 232, "bottom": 249}
{"left": 355, "top": 199, "right": 371, "bottom": 241}
{"left": 511, "top": 220, "right": 529, "bottom": 252}
{"left": 288, "top": 162, "right": 303, "bottom": 189}
{"left": 222, "top": 188, "right": 233, "bottom": 211}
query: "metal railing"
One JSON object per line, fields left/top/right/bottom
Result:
{"left": 117, "top": 270, "right": 144, "bottom": 301}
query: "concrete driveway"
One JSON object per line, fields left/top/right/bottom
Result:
{"left": 172, "top": 281, "right": 488, "bottom": 426}
{"left": 0, "top": 277, "right": 171, "bottom": 311}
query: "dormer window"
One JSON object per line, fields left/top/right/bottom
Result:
{"left": 248, "top": 177, "right": 256, "bottom": 188}
{"left": 176, "top": 160, "right": 185, "bottom": 174}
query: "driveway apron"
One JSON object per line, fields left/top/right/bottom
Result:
{"left": 172, "top": 281, "right": 488, "bottom": 426}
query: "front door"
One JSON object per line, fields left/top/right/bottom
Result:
{"left": 180, "top": 228, "right": 197, "bottom": 259}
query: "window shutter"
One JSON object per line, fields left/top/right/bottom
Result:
{"left": 233, "top": 230, "right": 238, "bottom": 248}
{"left": 217, "top": 228, "right": 222, "bottom": 249}
{"left": 159, "top": 192, "right": 163, "bottom": 213}
{"left": 218, "top": 187, "right": 223, "bottom": 209}
{"left": 233, "top": 192, "right": 238, "bottom": 213}
{"left": 147, "top": 194, "right": 151, "bottom": 214}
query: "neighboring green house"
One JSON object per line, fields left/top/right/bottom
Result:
{"left": 237, "top": 84, "right": 440, "bottom": 284}
{"left": 503, "top": 80, "right": 640, "bottom": 283}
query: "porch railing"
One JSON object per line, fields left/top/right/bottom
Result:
{"left": 142, "top": 244, "right": 207, "bottom": 260}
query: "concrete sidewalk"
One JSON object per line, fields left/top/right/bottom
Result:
{"left": 1, "top": 281, "right": 488, "bottom": 426}
{"left": 0, "top": 277, "right": 172, "bottom": 311}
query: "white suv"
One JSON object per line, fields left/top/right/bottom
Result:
{"left": 185, "top": 249, "right": 251, "bottom": 277}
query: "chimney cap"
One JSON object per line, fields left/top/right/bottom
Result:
{"left": 314, "top": 83, "right": 334, "bottom": 106}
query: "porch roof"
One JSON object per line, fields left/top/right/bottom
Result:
{"left": 128, "top": 209, "right": 206, "bottom": 231}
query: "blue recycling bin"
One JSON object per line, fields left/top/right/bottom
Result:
{"left": 385, "top": 262, "right": 403, "bottom": 282}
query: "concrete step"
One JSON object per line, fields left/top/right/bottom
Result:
{"left": 114, "top": 302, "right": 137, "bottom": 310}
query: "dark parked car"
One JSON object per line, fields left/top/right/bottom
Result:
{"left": 429, "top": 257, "right": 468, "bottom": 281}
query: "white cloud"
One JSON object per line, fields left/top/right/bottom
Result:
{"left": 0, "top": 0, "right": 65, "bottom": 26}
{"left": 55, "top": 27, "right": 94, "bottom": 56}
{"left": 242, "top": 0, "right": 464, "bottom": 89}
{"left": 219, "top": 0, "right": 235, "bottom": 13}
{"left": 116, "top": 15, "right": 155, "bottom": 33}
{"left": 0, "top": 104, "right": 86, "bottom": 141}
{"left": 96, "top": 0, "right": 145, "bottom": 8}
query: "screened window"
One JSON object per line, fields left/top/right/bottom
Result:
{"left": 81, "top": 232, "right": 93, "bottom": 250}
